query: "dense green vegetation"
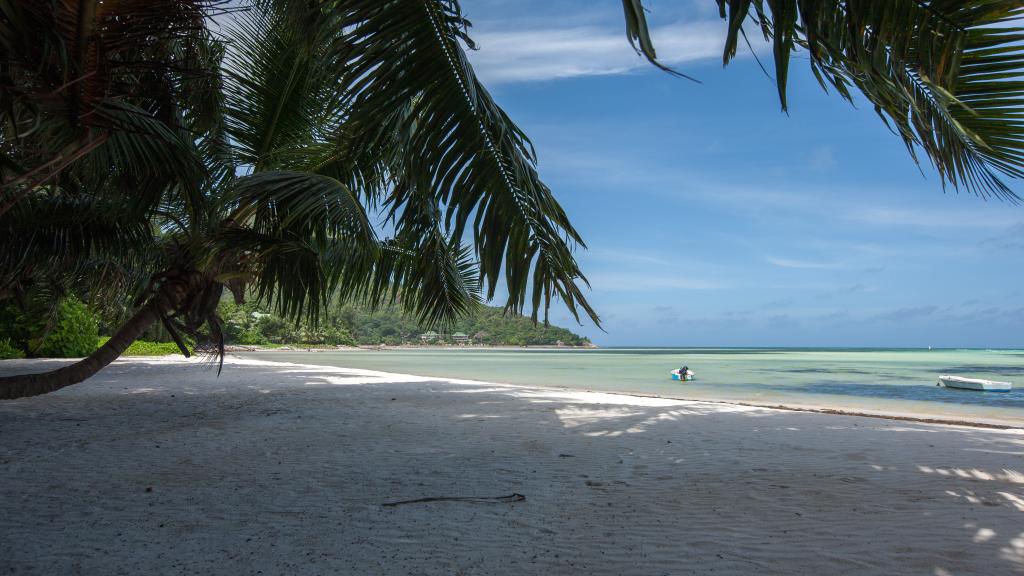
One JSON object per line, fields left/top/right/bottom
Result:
{"left": 219, "top": 301, "right": 590, "bottom": 347}
{"left": 339, "top": 303, "right": 589, "bottom": 346}
{"left": 0, "top": 339, "right": 23, "bottom": 360}
{"left": 37, "top": 298, "right": 100, "bottom": 358}
{"left": 0, "top": 296, "right": 99, "bottom": 358}
{"left": 218, "top": 301, "right": 358, "bottom": 347}
{"left": 0, "top": 298, "right": 590, "bottom": 360}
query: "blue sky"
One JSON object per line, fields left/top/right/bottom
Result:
{"left": 460, "top": 0, "right": 1024, "bottom": 348}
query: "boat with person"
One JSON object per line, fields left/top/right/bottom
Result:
{"left": 937, "top": 375, "right": 1012, "bottom": 392}
{"left": 671, "top": 366, "right": 695, "bottom": 381}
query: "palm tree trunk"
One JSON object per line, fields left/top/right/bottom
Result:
{"left": 0, "top": 299, "right": 161, "bottom": 400}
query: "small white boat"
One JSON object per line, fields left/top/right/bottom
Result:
{"left": 938, "top": 375, "right": 1012, "bottom": 392}
{"left": 670, "top": 369, "right": 695, "bottom": 382}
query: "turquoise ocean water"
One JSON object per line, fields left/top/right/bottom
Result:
{"left": 244, "top": 348, "right": 1024, "bottom": 424}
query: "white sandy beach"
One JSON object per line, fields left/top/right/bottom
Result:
{"left": 1, "top": 356, "right": 1023, "bottom": 575}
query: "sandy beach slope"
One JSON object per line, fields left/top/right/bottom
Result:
{"left": 1, "top": 356, "right": 1023, "bottom": 575}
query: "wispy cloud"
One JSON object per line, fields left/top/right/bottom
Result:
{"left": 815, "top": 283, "right": 874, "bottom": 300}
{"left": 537, "top": 145, "right": 1022, "bottom": 239}
{"left": 875, "top": 305, "right": 939, "bottom": 322}
{"left": 766, "top": 256, "right": 838, "bottom": 269}
{"left": 978, "top": 222, "right": 1024, "bottom": 251}
{"left": 467, "top": 21, "right": 729, "bottom": 84}
{"left": 588, "top": 272, "right": 725, "bottom": 292}
{"left": 808, "top": 146, "right": 837, "bottom": 173}
{"left": 818, "top": 310, "right": 851, "bottom": 324}
{"left": 848, "top": 208, "right": 1020, "bottom": 230}
{"left": 768, "top": 314, "right": 799, "bottom": 329}
{"left": 586, "top": 247, "right": 672, "bottom": 266}
{"left": 760, "top": 298, "right": 794, "bottom": 309}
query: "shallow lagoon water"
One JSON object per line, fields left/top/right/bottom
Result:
{"left": 245, "top": 348, "right": 1024, "bottom": 425}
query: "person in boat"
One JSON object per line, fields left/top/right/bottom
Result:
{"left": 678, "top": 365, "right": 690, "bottom": 379}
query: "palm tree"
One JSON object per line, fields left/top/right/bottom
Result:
{"left": 622, "top": 0, "right": 1024, "bottom": 199}
{"left": 0, "top": 0, "right": 596, "bottom": 399}
{"left": 3, "top": 1, "right": 1024, "bottom": 399}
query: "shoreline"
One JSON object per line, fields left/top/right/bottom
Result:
{"left": 3, "top": 353, "right": 1019, "bottom": 428}
{"left": 234, "top": 352, "right": 1024, "bottom": 430}
{"left": 225, "top": 343, "right": 599, "bottom": 352}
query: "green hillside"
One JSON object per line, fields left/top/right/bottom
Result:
{"left": 218, "top": 301, "right": 591, "bottom": 347}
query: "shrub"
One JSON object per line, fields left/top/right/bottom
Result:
{"left": 97, "top": 337, "right": 187, "bottom": 356}
{"left": 0, "top": 301, "right": 32, "bottom": 354}
{"left": 0, "top": 338, "right": 24, "bottom": 359}
{"left": 125, "top": 340, "right": 186, "bottom": 356}
{"left": 236, "top": 326, "right": 269, "bottom": 345}
{"left": 36, "top": 297, "right": 99, "bottom": 358}
{"left": 301, "top": 324, "right": 357, "bottom": 346}
{"left": 257, "top": 315, "right": 299, "bottom": 344}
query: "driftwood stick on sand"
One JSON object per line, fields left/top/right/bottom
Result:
{"left": 382, "top": 493, "right": 526, "bottom": 507}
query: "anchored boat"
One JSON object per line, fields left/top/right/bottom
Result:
{"left": 937, "top": 375, "right": 1012, "bottom": 392}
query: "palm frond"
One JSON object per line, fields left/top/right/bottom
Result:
{"left": 214, "top": 228, "right": 335, "bottom": 323}
{"left": 226, "top": 170, "right": 376, "bottom": 245}
{"left": 213, "top": 170, "right": 378, "bottom": 322}
{"left": 620, "top": 0, "right": 699, "bottom": 81}
{"left": 222, "top": 0, "right": 340, "bottom": 170}
{"left": 0, "top": 191, "right": 153, "bottom": 299}
{"left": 625, "top": 0, "right": 1024, "bottom": 200}
{"left": 372, "top": 236, "right": 483, "bottom": 329}
{"left": 327, "top": 232, "right": 482, "bottom": 331}
{"left": 332, "top": 0, "right": 598, "bottom": 325}
{"left": 0, "top": 0, "right": 225, "bottom": 215}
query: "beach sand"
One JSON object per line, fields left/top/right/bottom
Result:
{"left": 1, "top": 356, "right": 1023, "bottom": 575}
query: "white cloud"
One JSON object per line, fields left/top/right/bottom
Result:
{"left": 466, "top": 21, "right": 730, "bottom": 84}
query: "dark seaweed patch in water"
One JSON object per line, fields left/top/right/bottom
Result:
{"left": 755, "top": 368, "right": 908, "bottom": 380}
{"left": 760, "top": 367, "right": 875, "bottom": 375}
{"left": 584, "top": 349, "right": 788, "bottom": 356}
{"left": 752, "top": 380, "right": 1024, "bottom": 408}
{"left": 937, "top": 365, "right": 1024, "bottom": 376}
{"left": 344, "top": 347, "right": 795, "bottom": 356}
